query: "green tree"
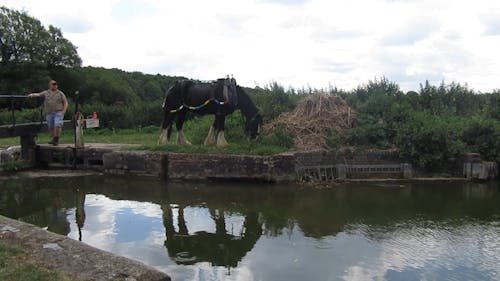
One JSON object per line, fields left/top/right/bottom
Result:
{"left": 0, "top": 6, "right": 81, "bottom": 93}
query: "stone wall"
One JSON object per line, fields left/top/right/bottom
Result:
{"left": 103, "top": 151, "right": 167, "bottom": 178}
{"left": 166, "top": 153, "right": 295, "bottom": 182}
{"left": 33, "top": 145, "right": 498, "bottom": 182}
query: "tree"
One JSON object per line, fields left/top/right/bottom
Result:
{"left": 0, "top": 6, "right": 81, "bottom": 93}
{"left": 45, "top": 25, "right": 81, "bottom": 68}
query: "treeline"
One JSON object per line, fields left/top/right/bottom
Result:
{"left": 337, "top": 78, "right": 500, "bottom": 167}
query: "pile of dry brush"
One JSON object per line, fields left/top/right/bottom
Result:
{"left": 265, "top": 93, "right": 356, "bottom": 151}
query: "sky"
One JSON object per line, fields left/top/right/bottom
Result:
{"left": 2, "top": 0, "right": 500, "bottom": 92}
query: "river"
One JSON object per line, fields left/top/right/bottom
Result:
{"left": 0, "top": 175, "right": 499, "bottom": 281}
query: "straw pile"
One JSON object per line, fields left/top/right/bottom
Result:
{"left": 265, "top": 93, "right": 355, "bottom": 150}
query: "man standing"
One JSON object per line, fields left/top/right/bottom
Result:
{"left": 29, "top": 80, "right": 68, "bottom": 145}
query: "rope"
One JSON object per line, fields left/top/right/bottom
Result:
{"left": 167, "top": 98, "right": 228, "bottom": 113}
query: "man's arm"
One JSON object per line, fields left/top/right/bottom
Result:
{"left": 61, "top": 98, "right": 68, "bottom": 114}
{"left": 28, "top": 91, "right": 44, "bottom": 98}
{"left": 60, "top": 93, "right": 68, "bottom": 114}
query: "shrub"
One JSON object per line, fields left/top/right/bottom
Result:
{"left": 462, "top": 117, "right": 500, "bottom": 162}
{"left": 260, "top": 125, "right": 293, "bottom": 149}
{"left": 345, "top": 115, "right": 389, "bottom": 148}
{"left": 395, "top": 112, "right": 466, "bottom": 169}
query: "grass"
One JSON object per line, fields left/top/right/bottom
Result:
{"left": 0, "top": 115, "right": 293, "bottom": 155}
{"left": 137, "top": 142, "right": 287, "bottom": 155}
{"left": 0, "top": 243, "right": 72, "bottom": 281}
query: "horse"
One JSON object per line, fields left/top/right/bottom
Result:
{"left": 158, "top": 78, "right": 262, "bottom": 147}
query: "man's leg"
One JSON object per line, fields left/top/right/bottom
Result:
{"left": 48, "top": 113, "right": 63, "bottom": 145}
{"left": 47, "top": 113, "right": 55, "bottom": 145}
{"left": 53, "top": 126, "right": 61, "bottom": 138}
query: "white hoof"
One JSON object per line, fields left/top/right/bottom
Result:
{"left": 204, "top": 126, "right": 217, "bottom": 146}
{"left": 216, "top": 131, "right": 229, "bottom": 147}
{"left": 177, "top": 131, "right": 192, "bottom": 145}
{"left": 158, "top": 129, "right": 170, "bottom": 145}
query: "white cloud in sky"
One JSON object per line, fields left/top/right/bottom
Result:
{"left": 2, "top": 0, "right": 500, "bottom": 91}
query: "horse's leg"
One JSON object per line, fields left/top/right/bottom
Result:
{"left": 158, "top": 111, "right": 174, "bottom": 145}
{"left": 215, "top": 114, "right": 229, "bottom": 147}
{"left": 175, "top": 111, "right": 192, "bottom": 145}
{"left": 204, "top": 119, "right": 217, "bottom": 146}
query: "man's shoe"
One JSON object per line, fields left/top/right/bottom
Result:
{"left": 48, "top": 138, "right": 59, "bottom": 146}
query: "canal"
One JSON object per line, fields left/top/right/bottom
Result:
{"left": 1, "top": 176, "right": 499, "bottom": 281}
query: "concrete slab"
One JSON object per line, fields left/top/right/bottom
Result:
{"left": 0, "top": 215, "right": 170, "bottom": 281}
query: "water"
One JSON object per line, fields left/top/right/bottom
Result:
{"left": 0, "top": 176, "right": 499, "bottom": 281}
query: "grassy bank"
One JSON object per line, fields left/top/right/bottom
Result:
{"left": 0, "top": 114, "right": 292, "bottom": 155}
{"left": 0, "top": 242, "right": 72, "bottom": 281}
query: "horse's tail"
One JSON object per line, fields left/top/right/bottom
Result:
{"left": 160, "top": 82, "right": 179, "bottom": 131}
{"left": 162, "top": 82, "right": 178, "bottom": 110}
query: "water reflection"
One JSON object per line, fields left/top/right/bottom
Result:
{"left": 0, "top": 176, "right": 499, "bottom": 281}
{"left": 162, "top": 204, "right": 262, "bottom": 267}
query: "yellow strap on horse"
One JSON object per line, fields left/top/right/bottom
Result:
{"left": 169, "top": 104, "right": 184, "bottom": 113}
{"left": 168, "top": 99, "right": 214, "bottom": 113}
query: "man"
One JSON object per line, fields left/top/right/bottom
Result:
{"left": 29, "top": 80, "right": 68, "bottom": 145}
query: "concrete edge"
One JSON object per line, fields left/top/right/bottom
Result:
{"left": 0, "top": 215, "right": 170, "bottom": 281}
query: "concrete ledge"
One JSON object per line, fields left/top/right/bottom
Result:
{"left": 103, "top": 151, "right": 167, "bottom": 178}
{"left": 167, "top": 153, "right": 271, "bottom": 181}
{"left": 33, "top": 145, "right": 498, "bottom": 182}
{"left": 0, "top": 215, "right": 170, "bottom": 281}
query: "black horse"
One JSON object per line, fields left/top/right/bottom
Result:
{"left": 158, "top": 78, "right": 262, "bottom": 146}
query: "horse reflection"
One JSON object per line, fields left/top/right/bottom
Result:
{"left": 162, "top": 204, "right": 262, "bottom": 268}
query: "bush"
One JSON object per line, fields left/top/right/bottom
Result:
{"left": 462, "top": 117, "right": 500, "bottom": 162}
{"left": 395, "top": 112, "right": 466, "bottom": 169}
{"left": 345, "top": 115, "right": 389, "bottom": 148}
{"left": 260, "top": 125, "right": 293, "bottom": 148}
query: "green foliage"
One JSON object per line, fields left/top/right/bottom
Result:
{"left": 0, "top": 6, "right": 81, "bottom": 93}
{"left": 485, "top": 91, "right": 500, "bottom": 119}
{"left": 395, "top": 112, "right": 466, "bottom": 169}
{"left": 345, "top": 114, "right": 389, "bottom": 148}
{"left": 339, "top": 78, "right": 500, "bottom": 167}
{"left": 462, "top": 117, "right": 500, "bottom": 162}
{"left": 418, "top": 81, "right": 486, "bottom": 116}
{"left": 326, "top": 134, "right": 342, "bottom": 149}
{"left": 261, "top": 125, "right": 294, "bottom": 148}
{"left": 1, "top": 159, "right": 24, "bottom": 171}
{"left": 248, "top": 82, "right": 302, "bottom": 122}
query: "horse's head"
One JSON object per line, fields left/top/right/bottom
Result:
{"left": 245, "top": 113, "right": 263, "bottom": 140}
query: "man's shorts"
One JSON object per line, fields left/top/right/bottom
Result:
{"left": 46, "top": 112, "right": 64, "bottom": 130}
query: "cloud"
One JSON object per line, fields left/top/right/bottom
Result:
{"left": 261, "top": 0, "right": 310, "bottom": 5}
{"left": 50, "top": 17, "right": 94, "bottom": 33}
{"left": 111, "top": 0, "right": 156, "bottom": 22}
{"left": 381, "top": 18, "right": 441, "bottom": 46}
{"left": 313, "top": 27, "right": 370, "bottom": 42}
{"left": 1, "top": 0, "right": 500, "bottom": 92}
{"left": 314, "top": 59, "right": 357, "bottom": 73}
{"left": 483, "top": 14, "right": 500, "bottom": 35}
